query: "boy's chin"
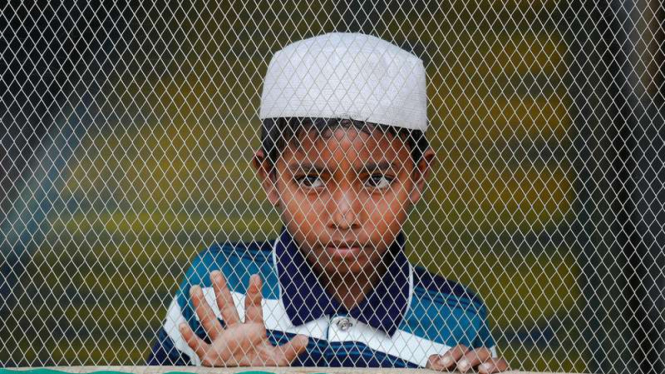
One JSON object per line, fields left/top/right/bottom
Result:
{"left": 306, "top": 246, "right": 383, "bottom": 277}
{"left": 319, "top": 256, "right": 373, "bottom": 276}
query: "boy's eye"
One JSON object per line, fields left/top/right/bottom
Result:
{"left": 296, "top": 175, "right": 324, "bottom": 188}
{"left": 366, "top": 174, "right": 394, "bottom": 189}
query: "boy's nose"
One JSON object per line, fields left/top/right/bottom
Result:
{"left": 327, "top": 186, "right": 361, "bottom": 231}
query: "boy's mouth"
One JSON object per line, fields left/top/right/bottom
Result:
{"left": 325, "top": 242, "right": 363, "bottom": 258}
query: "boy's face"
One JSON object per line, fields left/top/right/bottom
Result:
{"left": 254, "top": 125, "right": 433, "bottom": 277}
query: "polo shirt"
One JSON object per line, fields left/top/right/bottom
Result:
{"left": 148, "top": 228, "right": 496, "bottom": 368}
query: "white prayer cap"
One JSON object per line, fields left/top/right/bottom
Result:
{"left": 259, "top": 32, "right": 428, "bottom": 131}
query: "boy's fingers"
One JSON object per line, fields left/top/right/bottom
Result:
{"left": 179, "top": 322, "right": 209, "bottom": 359}
{"left": 244, "top": 274, "right": 264, "bottom": 324}
{"left": 457, "top": 347, "right": 493, "bottom": 373}
{"left": 426, "top": 354, "right": 446, "bottom": 371}
{"left": 478, "top": 358, "right": 510, "bottom": 374}
{"left": 210, "top": 271, "right": 241, "bottom": 326}
{"left": 432, "top": 344, "right": 468, "bottom": 370}
{"left": 273, "top": 334, "right": 309, "bottom": 366}
{"left": 190, "top": 285, "right": 224, "bottom": 341}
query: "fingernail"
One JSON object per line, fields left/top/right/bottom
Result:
{"left": 458, "top": 359, "right": 469, "bottom": 371}
{"left": 440, "top": 356, "right": 451, "bottom": 366}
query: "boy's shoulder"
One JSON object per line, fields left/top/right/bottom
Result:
{"left": 403, "top": 265, "right": 491, "bottom": 347}
{"left": 410, "top": 265, "right": 486, "bottom": 311}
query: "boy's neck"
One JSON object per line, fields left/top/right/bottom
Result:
{"left": 319, "top": 259, "right": 388, "bottom": 311}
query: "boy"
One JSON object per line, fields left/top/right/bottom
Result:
{"left": 148, "top": 32, "right": 509, "bottom": 373}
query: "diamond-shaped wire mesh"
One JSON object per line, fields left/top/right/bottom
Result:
{"left": 1, "top": 1, "right": 664, "bottom": 373}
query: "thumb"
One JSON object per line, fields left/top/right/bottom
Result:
{"left": 274, "top": 334, "right": 309, "bottom": 365}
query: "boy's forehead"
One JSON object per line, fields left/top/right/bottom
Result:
{"left": 286, "top": 126, "right": 410, "bottom": 165}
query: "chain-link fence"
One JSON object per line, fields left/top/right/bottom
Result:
{"left": 1, "top": 1, "right": 664, "bottom": 373}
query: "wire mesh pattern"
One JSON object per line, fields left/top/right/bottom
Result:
{"left": 1, "top": 1, "right": 664, "bottom": 373}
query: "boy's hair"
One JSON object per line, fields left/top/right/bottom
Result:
{"left": 260, "top": 117, "right": 430, "bottom": 171}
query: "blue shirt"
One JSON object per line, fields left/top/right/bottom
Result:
{"left": 148, "top": 228, "right": 495, "bottom": 367}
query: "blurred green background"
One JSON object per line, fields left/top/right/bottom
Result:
{"left": 3, "top": 0, "right": 661, "bottom": 372}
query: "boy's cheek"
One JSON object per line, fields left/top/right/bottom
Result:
{"left": 367, "top": 203, "right": 410, "bottom": 238}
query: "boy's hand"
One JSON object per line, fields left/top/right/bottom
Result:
{"left": 427, "top": 344, "right": 509, "bottom": 373}
{"left": 179, "top": 271, "right": 309, "bottom": 366}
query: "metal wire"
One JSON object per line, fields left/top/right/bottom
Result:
{"left": 1, "top": 1, "right": 663, "bottom": 373}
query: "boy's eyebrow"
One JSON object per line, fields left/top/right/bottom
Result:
{"left": 362, "top": 161, "right": 397, "bottom": 173}
{"left": 287, "top": 161, "right": 398, "bottom": 173}
{"left": 288, "top": 162, "right": 327, "bottom": 173}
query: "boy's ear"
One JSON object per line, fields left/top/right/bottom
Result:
{"left": 252, "top": 149, "right": 280, "bottom": 207}
{"left": 409, "top": 147, "right": 436, "bottom": 205}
